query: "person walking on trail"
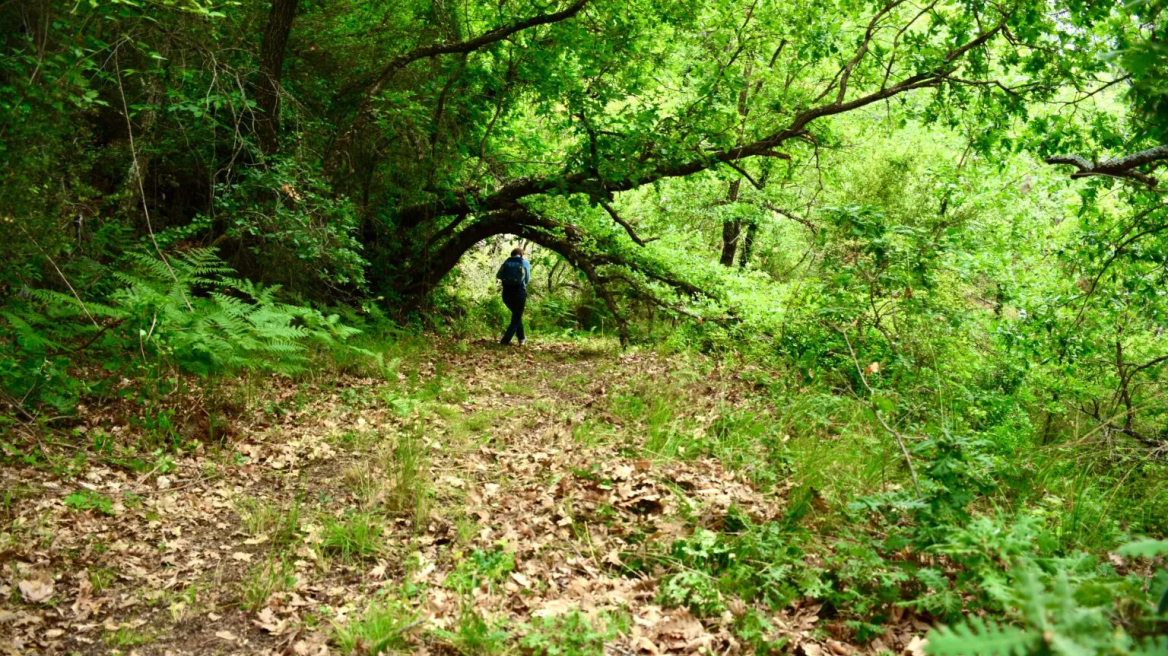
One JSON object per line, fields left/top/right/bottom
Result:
{"left": 496, "top": 247, "right": 531, "bottom": 346}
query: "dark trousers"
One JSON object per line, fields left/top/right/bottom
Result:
{"left": 501, "top": 287, "right": 526, "bottom": 344}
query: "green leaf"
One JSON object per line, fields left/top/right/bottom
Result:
{"left": 1116, "top": 539, "right": 1168, "bottom": 558}
{"left": 926, "top": 617, "right": 1039, "bottom": 656}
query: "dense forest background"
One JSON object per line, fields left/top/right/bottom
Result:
{"left": 3, "top": 0, "right": 1168, "bottom": 652}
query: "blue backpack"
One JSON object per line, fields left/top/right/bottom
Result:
{"left": 500, "top": 259, "right": 525, "bottom": 288}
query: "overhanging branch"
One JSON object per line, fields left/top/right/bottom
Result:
{"left": 368, "top": 0, "right": 589, "bottom": 97}
{"left": 396, "top": 11, "right": 1011, "bottom": 227}
{"left": 1046, "top": 145, "right": 1168, "bottom": 187}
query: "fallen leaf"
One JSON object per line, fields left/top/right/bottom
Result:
{"left": 253, "top": 607, "right": 290, "bottom": 635}
{"left": 18, "top": 577, "right": 53, "bottom": 603}
{"left": 800, "top": 643, "right": 824, "bottom": 656}
{"left": 906, "top": 636, "right": 928, "bottom": 656}
{"left": 215, "top": 630, "right": 238, "bottom": 641}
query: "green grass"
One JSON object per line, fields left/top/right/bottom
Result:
{"left": 89, "top": 566, "right": 118, "bottom": 592}
{"left": 498, "top": 381, "right": 534, "bottom": 396}
{"left": 235, "top": 497, "right": 301, "bottom": 547}
{"left": 104, "top": 627, "right": 153, "bottom": 648}
{"left": 379, "top": 431, "right": 431, "bottom": 528}
{"left": 240, "top": 555, "right": 298, "bottom": 611}
{"left": 570, "top": 417, "right": 618, "bottom": 447}
{"left": 333, "top": 594, "right": 418, "bottom": 655}
{"left": 433, "top": 606, "right": 509, "bottom": 656}
{"left": 462, "top": 410, "right": 506, "bottom": 434}
{"left": 342, "top": 461, "right": 383, "bottom": 510}
{"left": 321, "top": 512, "right": 384, "bottom": 562}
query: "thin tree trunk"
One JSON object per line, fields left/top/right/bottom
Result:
{"left": 739, "top": 221, "right": 757, "bottom": 269}
{"left": 719, "top": 180, "right": 742, "bottom": 266}
{"left": 720, "top": 62, "right": 752, "bottom": 267}
{"left": 256, "top": 0, "right": 299, "bottom": 156}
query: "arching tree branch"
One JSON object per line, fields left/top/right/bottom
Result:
{"left": 364, "top": 0, "right": 590, "bottom": 102}
{"left": 1046, "top": 145, "right": 1168, "bottom": 187}
{"left": 396, "top": 11, "right": 1013, "bottom": 226}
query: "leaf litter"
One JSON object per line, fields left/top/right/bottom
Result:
{"left": 1, "top": 340, "right": 928, "bottom": 655}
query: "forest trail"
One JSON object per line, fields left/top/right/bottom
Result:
{"left": 1, "top": 340, "right": 918, "bottom": 656}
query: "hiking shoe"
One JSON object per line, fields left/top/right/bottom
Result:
{"left": 518, "top": 339, "right": 526, "bottom": 346}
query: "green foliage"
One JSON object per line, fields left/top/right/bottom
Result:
{"left": 333, "top": 593, "right": 418, "bottom": 655}
{"left": 927, "top": 533, "right": 1168, "bottom": 656}
{"left": 434, "top": 606, "right": 509, "bottom": 656}
{"left": 320, "top": 512, "right": 383, "bottom": 562}
{"left": 236, "top": 497, "right": 301, "bottom": 548}
{"left": 927, "top": 617, "right": 1038, "bottom": 656}
{"left": 445, "top": 546, "right": 515, "bottom": 596}
{"left": 64, "top": 490, "right": 114, "bottom": 515}
{"left": 520, "top": 610, "right": 625, "bottom": 656}
{"left": 240, "top": 555, "right": 298, "bottom": 611}
{"left": 212, "top": 158, "right": 367, "bottom": 291}
{"left": 658, "top": 569, "right": 726, "bottom": 617}
{"left": 2, "top": 247, "right": 361, "bottom": 416}
{"left": 3, "top": 0, "right": 1168, "bottom": 648}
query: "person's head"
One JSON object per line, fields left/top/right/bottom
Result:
{"left": 511, "top": 247, "right": 524, "bottom": 258}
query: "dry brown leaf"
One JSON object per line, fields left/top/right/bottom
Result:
{"left": 253, "top": 607, "right": 291, "bottom": 635}
{"left": 906, "top": 636, "right": 928, "bottom": 656}
{"left": 799, "top": 643, "right": 824, "bottom": 656}
{"left": 18, "top": 577, "right": 53, "bottom": 603}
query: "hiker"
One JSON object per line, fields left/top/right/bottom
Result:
{"left": 496, "top": 247, "right": 531, "bottom": 346}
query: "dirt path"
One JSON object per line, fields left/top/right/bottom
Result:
{"left": 2, "top": 340, "right": 834, "bottom": 656}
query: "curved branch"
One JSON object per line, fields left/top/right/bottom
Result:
{"left": 339, "top": 0, "right": 590, "bottom": 148}
{"left": 368, "top": 0, "right": 589, "bottom": 97}
{"left": 1046, "top": 145, "right": 1168, "bottom": 187}
{"left": 406, "top": 207, "right": 708, "bottom": 334}
{"left": 598, "top": 200, "right": 657, "bottom": 246}
{"left": 397, "top": 13, "right": 1011, "bottom": 226}
{"left": 757, "top": 201, "right": 819, "bottom": 234}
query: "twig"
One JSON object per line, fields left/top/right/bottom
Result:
{"left": 598, "top": 200, "right": 657, "bottom": 246}
{"left": 18, "top": 225, "right": 99, "bottom": 327}
{"left": 114, "top": 48, "right": 192, "bottom": 311}
{"left": 834, "top": 324, "right": 921, "bottom": 497}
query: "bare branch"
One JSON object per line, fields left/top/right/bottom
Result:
{"left": 368, "top": 0, "right": 589, "bottom": 97}
{"left": 724, "top": 160, "right": 765, "bottom": 190}
{"left": 598, "top": 200, "right": 657, "bottom": 246}
{"left": 1046, "top": 145, "right": 1168, "bottom": 187}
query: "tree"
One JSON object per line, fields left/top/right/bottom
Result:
{"left": 256, "top": 0, "right": 301, "bottom": 156}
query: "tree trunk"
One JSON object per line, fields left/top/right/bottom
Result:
{"left": 719, "top": 180, "right": 742, "bottom": 266}
{"left": 719, "top": 62, "right": 752, "bottom": 267}
{"left": 256, "top": 0, "right": 299, "bottom": 156}
{"left": 739, "top": 222, "right": 757, "bottom": 269}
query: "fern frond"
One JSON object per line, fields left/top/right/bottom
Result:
{"left": 1131, "top": 636, "right": 1168, "bottom": 656}
{"left": 1116, "top": 539, "right": 1168, "bottom": 559}
{"left": 926, "top": 617, "right": 1039, "bottom": 656}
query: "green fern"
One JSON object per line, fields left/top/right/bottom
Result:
{"left": 1116, "top": 540, "right": 1168, "bottom": 559}
{"left": 927, "top": 617, "right": 1039, "bottom": 656}
{"left": 3, "top": 245, "right": 364, "bottom": 414}
{"left": 1131, "top": 637, "right": 1168, "bottom": 656}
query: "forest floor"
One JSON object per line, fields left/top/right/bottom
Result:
{"left": 1, "top": 339, "right": 927, "bottom": 656}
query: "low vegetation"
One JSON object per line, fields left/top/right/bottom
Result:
{"left": 4, "top": 0, "right": 1168, "bottom": 653}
